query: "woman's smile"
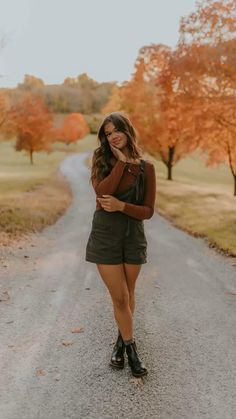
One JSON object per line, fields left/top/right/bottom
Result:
{"left": 104, "top": 122, "right": 127, "bottom": 148}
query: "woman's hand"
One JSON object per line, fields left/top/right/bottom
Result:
{"left": 97, "top": 195, "right": 125, "bottom": 212}
{"left": 110, "top": 144, "right": 127, "bottom": 162}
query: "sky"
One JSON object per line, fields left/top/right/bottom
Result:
{"left": 0, "top": 0, "right": 196, "bottom": 88}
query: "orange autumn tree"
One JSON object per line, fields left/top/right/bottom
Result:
{"left": 5, "top": 93, "right": 54, "bottom": 164}
{"left": 196, "top": 98, "right": 236, "bottom": 194}
{"left": 120, "top": 54, "right": 160, "bottom": 153}
{"left": 54, "top": 112, "right": 89, "bottom": 146}
{"left": 0, "top": 38, "right": 10, "bottom": 132}
{"left": 102, "top": 51, "right": 161, "bottom": 145}
{"left": 120, "top": 44, "right": 198, "bottom": 180}
{"left": 102, "top": 85, "right": 124, "bottom": 115}
{"left": 177, "top": 0, "right": 236, "bottom": 195}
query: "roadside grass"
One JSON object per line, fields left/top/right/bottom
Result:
{"left": 0, "top": 134, "right": 96, "bottom": 245}
{"left": 143, "top": 151, "right": 236, "bottom": 257}
{"left": 0, "top": 171, "right": 72, "bottom": 235}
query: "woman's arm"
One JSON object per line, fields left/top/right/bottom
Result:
{"left": 92, "top": 159, "right": 127, "bottom": 196}
{"left": 120, "top": 163, "right": 156, "bottom": 220}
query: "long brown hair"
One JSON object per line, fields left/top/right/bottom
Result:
{"left": 90, "top": 112, "right": 143, "bottom": 183}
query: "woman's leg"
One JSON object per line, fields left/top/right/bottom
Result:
{"left": 123, "top": 263, "right": 142, "bottom": 315}
{"left": 96, "top": 263, "right": 133, "bottom": 341}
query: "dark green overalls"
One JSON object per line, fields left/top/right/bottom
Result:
{"left": 85, "top": 159, "right": 147, "bottom": 265}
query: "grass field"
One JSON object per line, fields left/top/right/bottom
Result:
{"left": 0, "top": 134, "right": 96, "bottom": 196}
{"left": 0, "top": 132, "right": 235, "bottom": 256}
{"left": 143, "top": 151, "right": 236, "bottom": 257}
{"left": 0, "top": 134, "right": 96, "bottom": 245}
{"left": 158, "top": 152, "right": 233, "bottom": 189}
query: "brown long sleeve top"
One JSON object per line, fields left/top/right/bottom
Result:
{"left": 91, "top": 159, "right": 156, "bottom": 220}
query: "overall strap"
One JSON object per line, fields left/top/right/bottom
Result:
{"left": 140, "top": 159, "right": 145, "bottom": 172}
{"left": 134, "top": 159, "right": 145, "bottom": 201}
{"left": 125, "top": 159, "right": 145, "bottom": 237}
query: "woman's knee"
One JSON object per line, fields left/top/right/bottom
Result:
{"left": 112, "top": 293, "right": 130, "bottom": 310}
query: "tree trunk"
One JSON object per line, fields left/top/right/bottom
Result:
{"left": 167, "top": 163, "right": 172, "bottom": 180}
{"left": 30, "top": 150, "right": 33, "bottom": 165}
{"left": 227, "top": 144, "right": 236, "bottom": 196}
{"left": 0, "top": 118, "right": 5, "bottom": 128}
{"left": 167, "top": 146, "right": 175, "bottom": 180}
{"left": 233, "top": 173, "right": 236, "bottom": 197}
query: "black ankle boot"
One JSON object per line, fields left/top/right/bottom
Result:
{"left": 109, "top": 331, "right": 125, "bottom": 369}
{"left": 125, "top": 340, "right": 148, "bottom": 377}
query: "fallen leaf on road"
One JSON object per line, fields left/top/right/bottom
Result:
{"left": 0, "top": 289, "right": 10, "bottom": 302}
{"left": 226, "top": 290, "right": 236, "bottom": 295}
{"left": 35, "top": 368, "right": 47, "bottom": 376}
{"left": 62, "top": 340, "right": 74, "bottom": 346}
{"left": 71, "top": 327, "right": 84, "bottom": 333}
{"left": 129, "top": 377, "right": 144, "bottom": 386}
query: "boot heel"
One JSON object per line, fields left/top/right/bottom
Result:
{"left": 125, "top": 340, "right": 148, "bottom": 377}
{"left": 109, "top": 331, "right": 125, "bottom": 369}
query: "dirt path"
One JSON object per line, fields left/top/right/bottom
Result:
{"left": 0, "top": 152, "right": 236, "bottom": 419}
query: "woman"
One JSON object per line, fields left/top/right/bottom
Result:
{"left": 85, "top": 112, "right": 156, "bottom": 377}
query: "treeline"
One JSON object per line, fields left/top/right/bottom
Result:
{"left": 1, "top": 72, "right": 115, "bottom": 115}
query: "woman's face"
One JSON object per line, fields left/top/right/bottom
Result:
{"left": 104, "top": 122, "right": 128, "bottom": 150}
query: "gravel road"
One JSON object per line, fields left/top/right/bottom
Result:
{"left": 0, "top": 152, "right": 236, "bottom": 419}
